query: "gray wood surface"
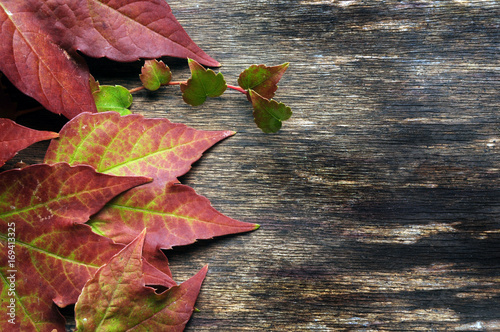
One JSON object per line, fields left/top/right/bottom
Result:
{"left": 3, "top": 0, "right": 500, "bottom": 331}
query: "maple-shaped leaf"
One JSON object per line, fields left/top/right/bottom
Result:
{"left": 93, "top": 85, "right": 133, "bottom": 115}
{"left": 75, "top": 229, "right": 207, "bottom": 331}
{"left": 89, "top": 182, "right": 259, "bottom": 256}
{"left": 181, "top": 59, "right": 227, "bottom": 106}
{"left": 249, "top": 89, "right": 292, "bottom": 133}
{"left": 141, "top": 59, "right": 172, "bottom": 91}
{"left": 0, "top": 163, "right": 177, "bottom": 331}
{"left": 0, "top": 0, "right": 218, "bottom": 119}
{"left": 0, "top": 118, "right": 58, "bottom": 167}
{"left": 44, "top": 112, "right": 234, "bottom": 184}
{"left": 238, "top": 63, "right": 289, "bottom": 99}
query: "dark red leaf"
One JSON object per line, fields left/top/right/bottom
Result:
{"left": 39, "top": 0, "right": 219, "bottom": 66}
{"left": 0, "top": 2, "right": 96, "bottom": 118}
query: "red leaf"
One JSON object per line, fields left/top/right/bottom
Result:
{"left": 0, "top": 163, "right": 175, "bottom": 330}
{"left": 44, "top": 112, "right": 234, "bottom": 184}
{"left": 0, "top": 118, "right": 58, "bottom": 167}
{"left": 40, "top": 0, "right": 219, "bottom": 66}
{"left": 0, "top": 2, "right": 96, "bottom": 119}
{"left": 0, "top": 0, "right": 218, "bottom": 118}
{"left": 89, "top": 182, "right": 259, "bottom": 256}
{"left": 75, "top": 229, "right": 207, "bottom": 331}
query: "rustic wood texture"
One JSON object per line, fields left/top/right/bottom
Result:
{"left": 2, "top": 0, "right": 499, "bottom": 331}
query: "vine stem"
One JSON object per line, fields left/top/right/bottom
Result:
{"left": 129, "top": 82, "right": 248, "bottom": 96}
{"left": 128, "top": 86, "right": 145, "bottom": 93}
{"left": 226, "top": 84, "right": 248, "bottom": 95}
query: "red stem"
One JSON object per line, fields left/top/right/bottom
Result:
{"left": 129, "top": 82, "right": 248, "bottom": 96}
{"left": 227, "top": 84, "right": 248, "bottom": 95}
{"left": 128, "top": 86, "right": 145, "bottom": 93}
{"left": 167, "top": 81, "right": 185, "bottom": 86}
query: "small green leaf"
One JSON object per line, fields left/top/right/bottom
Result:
{"left": 93, "top": 85, "right": 133, "bottom": 115}
{"left": 238, "top": 63, "right": 289, "bottom": 99}
{"left": 249, "top": 89, "right": 292, "bottom": 133}
{"left": 140, "top": 59, "right": 172, "bottom": 91}
{"left": 180, "top": 58, "right": 227, "bottom": 106}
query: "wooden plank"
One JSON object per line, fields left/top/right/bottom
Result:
{"left": 2, "top": 0, "right": 499, "bottom": 331}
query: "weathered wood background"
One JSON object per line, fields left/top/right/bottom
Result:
{"left": 3, "top": 0, "right": 500, "bottom": 331}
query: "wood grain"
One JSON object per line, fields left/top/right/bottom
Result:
{"left": 2, "top": 0, "right": 499, "bottom": 331}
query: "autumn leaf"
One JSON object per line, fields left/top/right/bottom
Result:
{"left": 0, "top": 1, "right": 95, "bottom": 119}
{"left": 89, "top": 182, "right": 259, "bottom": 256}
{"left": 181, "top": 59, "right": 227, "bottom": 106}
{"left": 0, "top": 0, "right": 219, "bottom": 119}
{"left": 0, "top": 163, "right": 177, "bottom": 331}
{"left": 0, "top": 118, "right": 58, "bottom": 167}
{"left": 141, "top": 59, "right": 172, "bottom": 91}
{"left": 238, "top": 63, "right": 289, "bottom": 99}
{"left": 249, "top": 89, "right": 292, "bottom": 133}
{"left": 75, "top": 229, "right": 207, "bottom": 332}
{"left": 44, "top": 112, "right": 234, "bottom": 184}
{"left": 93, "top": 85, "right": 133, "bottom": 115}
{"left": 37, "top": 0, "right": 220, "bottom": 66}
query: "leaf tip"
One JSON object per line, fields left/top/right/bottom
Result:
{"left": 253, "top": 224, "right": 261, "bottom": 230}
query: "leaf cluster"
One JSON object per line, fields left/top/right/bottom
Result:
{"left": 95, "top": 59, "right": 293, "bottom": 133}
{"left": 1, "top": 113, "right": 259, "bottom": 331}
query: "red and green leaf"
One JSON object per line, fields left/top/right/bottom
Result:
{"left": 44, "top": 112, "right": 234, "bottom": 184}
{"left": 249, "top": 90, "right": 292, "bottom": 133}
{"left": 89, "top": 182, "right": 259, "bottom": 256}
{"left": 0, "top": 163, "right": 176, "bottom": 331}
{"left": 238, "top": 63, "right": 289, "bottom": 99}
{"left": 75, "top": 229, "right": 207, "bottom": 331}
{"left": 0, "top": 0, "right": 218, "bottom": 118}
{"left": 181, "top": 59, "right": 227, "bottom": 106}
{"left": 0, "top": 118, "right": 58, "bottom": 167}
{"left": 141, "top": 59, "right": 172, "bottom": 91}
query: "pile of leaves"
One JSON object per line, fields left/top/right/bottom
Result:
{"left": 0, "top": 0, "right": 291, "bottom": 330}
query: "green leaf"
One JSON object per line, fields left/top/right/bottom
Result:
{"left": 93, "top": 85, "right": 133, "bottom": 115}
{"left": 140, "top": 59, "right": 172, "bottom": 91}
{"left": 180, "top": 58, "right": 227, "bottom": 106}
{"left": 75, "top": 229, "right": 207, "bottom": 331}
{"left": 238, "top": 63, "right": 289, "bottom": 99}
{"left": 249, "top": 90, "right": 292, "bottom": 133}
